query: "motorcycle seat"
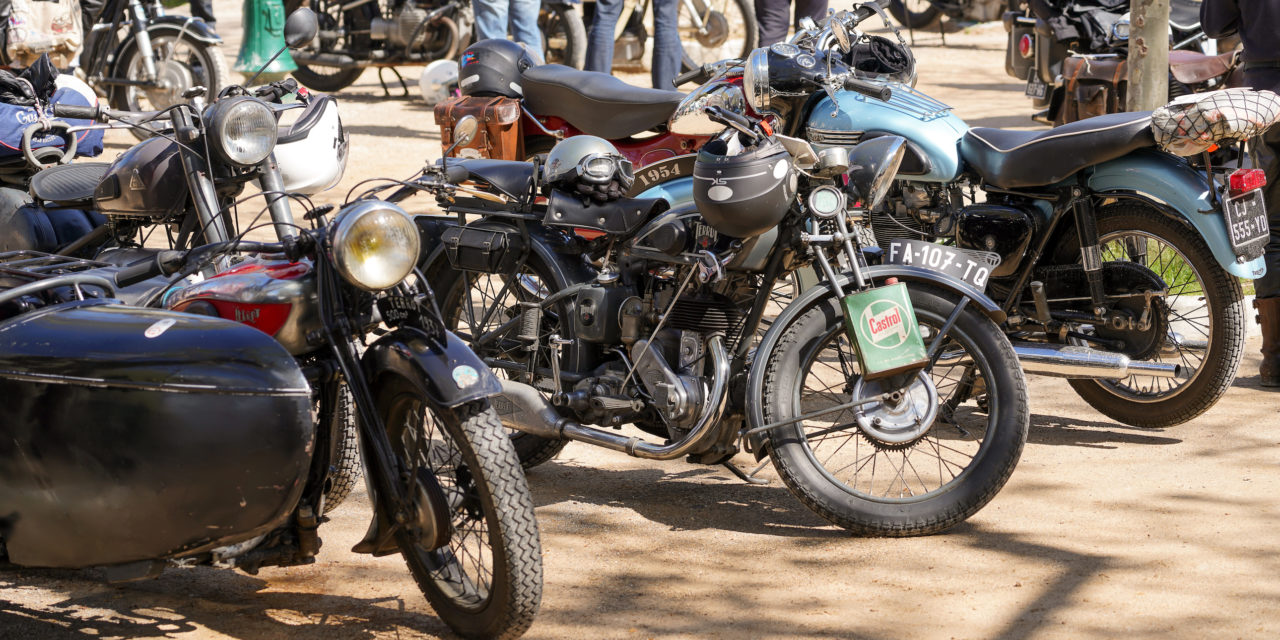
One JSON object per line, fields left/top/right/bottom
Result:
{"left": 452, "top": 158, "right": 535, "bottom": 200}
{"left": 30, "top": 162, "right": 110, "bottom": 206}
{"left": 960, "top": 111, "right": 1155, "bottom": 189}
{"left": 522, "top": 64, "right": 685, "bottom": 139}
{"left": 1169, "top": 50, "right": 1238, "bottom": 85}
{"left": 1169, "top": 0, "right": 1200, "bottom": 31}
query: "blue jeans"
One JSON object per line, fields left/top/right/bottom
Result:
{"left": 586, "top": 0, "right": 681, "bottom": 89}
{"left": 472, "top": 0, "right": 544, "bottom": 52}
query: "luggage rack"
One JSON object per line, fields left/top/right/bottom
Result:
{"left": 0, "top": 251, "right": 117, "bottom": 306}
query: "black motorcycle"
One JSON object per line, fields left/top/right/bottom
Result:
{"left": 382, "top": 103, "right": 1030, "bottom": 536}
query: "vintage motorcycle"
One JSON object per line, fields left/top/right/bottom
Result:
{"left": 638, "top": 10, "right": 1270, "bottom": 428}
{"left": 283, "top": 0, "right": 587, "bottom": 93}
{"left": 392, "top": 102, "right": 1030, "bottom": 536}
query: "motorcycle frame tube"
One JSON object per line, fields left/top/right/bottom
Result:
{"left": 258, "top": 154, "right": 298, "bottom": 241}
{"left": 743, "top": 267, "right": 1004, "bottom": 458}
{"left": 1081, "top": 149, "right": 1266, "bottom": 280}
{"left": 172, "top": 107, "right": 231, "bottom": 249}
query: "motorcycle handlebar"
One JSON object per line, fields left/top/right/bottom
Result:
{"left": 673, "top": 65, "right": 710, "bottom": 88}
{"left": 114, "top": 251, "right": 185, "bottom": 288}
{"left": 444, "top": 162, "right": 470, "bottom": 184}
{"left": 853, "top": 0, "right": 892, "bottom": 21}
{"left": 51, "top": 103, "right": 101, "bottom": 121}
{"left": 844, "top": 76, "right": 892, "bottom": 101}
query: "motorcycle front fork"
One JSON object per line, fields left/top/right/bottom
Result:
{"left": 128, "top": 0, "right": 161, "bottom": 81}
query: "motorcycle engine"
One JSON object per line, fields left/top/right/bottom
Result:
{"left": 372, "top": 5, "right": 431, "bottom": 48}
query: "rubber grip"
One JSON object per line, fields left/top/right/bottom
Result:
{"left": 844, "top": 77, "right": 892, "bottom": 101}
{"left": 673, "top": 66, "right": 705, "bottom": 88}
{"left": 854, "top": 0, "right": 891, "bottom": 21}
{"left": 444, "top": 162, "right": 470, "bottom": 184}
{"left": 114, "top": 257, "right": 162, "bottom": 288}
{"left": 51, "top": 103, "right": 99, "bottom": 120}
{"left": 703, "top": 105, "right": 754, "bottom": 130}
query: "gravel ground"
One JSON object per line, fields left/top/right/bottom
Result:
{"left": 2, "top": 7, "right": 1279, "bottom": 640}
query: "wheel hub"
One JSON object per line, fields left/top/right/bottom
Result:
{"left": 694, "top": 11, "right": 729, "bottom": 48}
{"left": 143, "top": 59, "right": 194, "bottom": 109}
{"left": 411, "top": 467, "right": 453, "bottom": 551}
{"left": 853, "top": 371, "right": 939, "bottom": 448}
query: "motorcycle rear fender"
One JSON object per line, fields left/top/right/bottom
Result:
{"left": 743, "top": 267, "right": 1004, "bottom": 459}
{"left": 1085, "top": 149, "right": 1266, "bottom": 280}
{"left": 362, "top": 326, "right": 501, "bottom": 409}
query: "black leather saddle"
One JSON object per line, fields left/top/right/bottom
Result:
{"left": 522, "top": 65, "right": 685, "bottom": 140}
{"left": 544, "top": 189, "right": 667, "bottom": 237}
{"left": 30, "top": 162, "right": 110, "bottom": 206}
{"left": 959, "top": 112, "right": 1155, "bottom": 189}
{"left": 452, "top": 158, "right": 535, "bottom": 200}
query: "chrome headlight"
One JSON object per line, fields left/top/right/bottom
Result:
{"left": 207, "top": 96, "right": 277, "bottom": 166}
{"left": 743, "top": 47, "right": 771, "bottom": 114}
{"left": 331, "top": 201, "right": 420, "bottom": 291}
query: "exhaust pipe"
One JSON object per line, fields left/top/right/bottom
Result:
{"left": 1013, "top": 342, "right": 1184, "bottom": 379}
{"left": 493, "top": 335, "right": 731, "bottom": 460}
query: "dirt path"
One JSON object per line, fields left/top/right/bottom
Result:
{"left": 3, "top": 11, "right": 1280, "bottom": 640}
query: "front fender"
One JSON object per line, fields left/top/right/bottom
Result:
{"left": 363, "top": 326, "right": 501, "bottom": 409}
{"left": 145, "top": 16, "right": 223, "bottom": 44}
{"left": 1087, "top": 149, "right": 1266, "bottom": 280}
{"left": 743, "top": 266, "right": 1004, "bottom": 458}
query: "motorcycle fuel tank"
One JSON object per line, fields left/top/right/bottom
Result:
{"left": 806, "top": 83, "right": 969, "bottom": 183}
{"left": 0, "top": 300, "right": 313, "bottom": 568}
{"left": 94, "top": 136, "right": 189, "bottom": 220}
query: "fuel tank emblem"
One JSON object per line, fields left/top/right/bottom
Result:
{"left": 144, "top": 318, "right": 177, "bottom": 339}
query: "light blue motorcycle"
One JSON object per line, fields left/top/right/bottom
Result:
{"left": 641, "top": 8, "right": 1268, "bottom": 428}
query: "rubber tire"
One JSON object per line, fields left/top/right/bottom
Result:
{"left": 1067, "top": 204, "right": 1245, "bottom": 428}
{"left": 321, "top": 386, "right": 361, "bottom": 514}
{"left": 523, "top": 137, "right": 557, "bottom": 162}
{"left": 541, "top": 4, "right": 588, "bottom": 69}
{"left": 110, "top": 30, "right": 230, "bottom": 140}
{"left": 760, "top": 283, "right": 1029, "bottom": 536}
{"left": 888, "top": 0, "right": 942, "bottom": 29}
{"left": 429, "top": 230, "right": 588, "bottom": 468}
{"left": 678, "top": 0, "right": 759, "bottom": 73}
{"left": 286, "top": 0, "right": 365, "bottom": 93}
{"left": 375, "top": 386, "right": 542, "bottom": 640}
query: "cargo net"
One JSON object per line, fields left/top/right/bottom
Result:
{"left": 1151, "top": 88, "right": 1280, "bottom": 156}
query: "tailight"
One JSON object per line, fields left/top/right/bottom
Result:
{"left": 1018, "top": 34, "right": 1034, "bottom": 59}
{"left": 1228, "top": 168, "right": 1266, "bottom": 197}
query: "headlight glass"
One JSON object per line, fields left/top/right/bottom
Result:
{"left": 743, "top": 47, "right": 771, "bottom": 114}
{"left": 331, "top": 201, "right": 420, "bottom": 291}
{"left": 210, "top": 97, "right": 277, "bottom": 166}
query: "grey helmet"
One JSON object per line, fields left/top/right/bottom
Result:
{"left": 692, "top": 136, "right": 796, "bottom": 238}
{"left": 544, "top": 135, "right": 635, "bottom": 202}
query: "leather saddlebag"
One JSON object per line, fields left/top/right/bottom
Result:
{"left": 441, "top": 224, "right": 526, "bottom": 273}
{"left": 434, "top": 95, "right": 523, "bottom": 160}
{"left": 1057, "top": 55, "right": 1127, "bottom": 125}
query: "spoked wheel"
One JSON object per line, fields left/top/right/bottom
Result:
{"left": 678, "top": 0, "right": 757, "bottom": 71}
{"left": 434, "top": 249, "right": 584, "bottom": 468}
{"left": 540, "top": 3, "right": 588, "bottom": 69}
{"left": 887, "top": 0, "right": 942, "bottom": 29}
{"left": 1065, "top": 203, "right": 1245, "bottom": 427}
{"left": 111, "top": 30, "right": 229, "bottom": 139}
{"left": 376, "top": 383, "right": 542, "bottom": 640}
{"left": 760, "top": 283, "right": 1028, "bottom": 536}
{"left": 286, "top": 0, "right": 366, "bottom": 92}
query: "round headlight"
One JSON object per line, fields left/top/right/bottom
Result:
{"left": 208, "top": 97, "right": 277, "bottom": 166}
{"left": 743, "top": 47, "right": 771, "bottom": 114}
{"left": 331, "top": 201, "right": 420, "bottom": 291}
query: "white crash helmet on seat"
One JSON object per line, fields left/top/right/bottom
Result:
{"left": 274, "top": 95, "right": 348, "bottom": 194}
{"left": 419, "top": 59, "right": 459, "bottom": 106}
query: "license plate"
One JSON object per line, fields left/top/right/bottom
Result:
{"left": 1025, "top": 72, "right": 1047, "bottom": 99}
{"left": 884, "top": 239, "right": 1001, "bottom": 292}
{"left": 1224, "top": 188, "right": 1269, "bottom": 259}
{"left": 377, "top": 294, "right": 425, "bottom": 328}
{"left": 841, "top": 283, "right": 929, "bottom": 379}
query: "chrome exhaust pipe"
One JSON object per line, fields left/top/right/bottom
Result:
{"left": 1013, "top": 342, "right": 1184, "bottom": 379}
{"left": 493, "top": 335, "right": 732, "bottom": 460}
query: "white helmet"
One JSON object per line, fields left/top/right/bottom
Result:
{"left": 274, "top": 96, "right": 348, "bottom": 194}
{"left": 419, "top": 59, "right": 459, "bottom": 106}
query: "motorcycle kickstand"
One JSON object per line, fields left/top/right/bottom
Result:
{"left": 722, "top": 460, "right": 770, "bottom": 485}
{"left": 377, "top": 67, "right": 411, "bottom": 98}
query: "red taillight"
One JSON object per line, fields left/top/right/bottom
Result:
{"left": 1019, "top": 34, "right": 1034, "bottom": 59}
{"left": 1228, "top": 168, "right": 1266, "bottom": 197}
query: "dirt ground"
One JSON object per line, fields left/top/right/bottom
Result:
{"left": 4, "top": 7, "right": 1280, "bottom": 640}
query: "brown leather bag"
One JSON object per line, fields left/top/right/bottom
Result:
{"left": 433, "top": 95, "right": 523, "bottom": 160}
{"left": 1057, "top": 55, "right": 1127, "bottom": 125}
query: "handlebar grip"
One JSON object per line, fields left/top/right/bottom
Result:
{"left": 844, "top": 76, "right": 892, "bottom": 101}
{"left": 853, "top": 0, "right": 891, "bottom": 21}
{"left": 51, "top": 103, "right": 100, "bottom": 121}
{"left": 673, "top": 65, "right": 707, "bottom": 88}
{"left": 114, "top": 257, "right": 164, "bottom": 288}
{"left": 703, "top": 105, "right": 756, "bottom": 130}
{"left": 444, "top": 162, "right": 470, "bottom": 184}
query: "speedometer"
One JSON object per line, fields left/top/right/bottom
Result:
{"left": 769, "top": 43, "right": 800, "bottom": 57}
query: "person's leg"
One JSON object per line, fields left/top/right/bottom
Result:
{"left": 755, "top": 0, "right": 791, "bottom": 47}
{"left": 189, "top": 0, "right": 216, "bottom": 27}
{"left": 792, "top": 0, "right": 827, "bottom": 29}
{"left": 509, "top": 0, "right": 543, "bottom": 52}
{"left": 472, "top": 0, "right": 510, "bottom": 41}
{"left": 585, "top": 0, "right": 623, "bottom": 73}
{"left": 1251, "top": 123, "right": 1280, "bottom": 386}
{"left": 649, "top": 0, "right": 680, "bottom": 88}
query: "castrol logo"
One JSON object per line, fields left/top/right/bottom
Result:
{"left": 860, "top": 300, "right": 909, "bottom": 349}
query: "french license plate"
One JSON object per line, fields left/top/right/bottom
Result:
{"left": 841, "top": 283, "right": 930, "bottom": 379}
{"left": 1224, "top": 188, "right": 1269, "bottom": 259}
{"left": 377, "top": 294, "right": 424, "bottom": 328}
{"left": 1025, "top": 72, "right": 1048, "bottom": 99}
{"left": 884, "top": 239, "right": 1000, "bottom": 292}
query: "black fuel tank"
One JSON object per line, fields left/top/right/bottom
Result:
{"left": 955, "top": 204, "right": 1036, "bottom": 278}
{"left": 0, "top": 300, "right": 313, "bottom": 568}
{"left": 94, "top": 137, "right": 190, "bottom": 220}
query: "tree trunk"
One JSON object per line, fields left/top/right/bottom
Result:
{"left": 1126, "top": 0, "right": 1170, "bottom": 111}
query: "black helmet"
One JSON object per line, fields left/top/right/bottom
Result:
{"left": 692, "top": 136, "right": 796, "bottom": 238}
{"left": 458, "top": 39, "right": 538, "bottom": 98}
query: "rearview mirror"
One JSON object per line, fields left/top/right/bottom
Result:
{"left": 831, "top": 14, "right": 852, "bottom": 53}
{"left": 453, "top": 115, "right": 479, "bottom": 148}
{"left": 284, "top": 8, "right": 319, "bottom": 48}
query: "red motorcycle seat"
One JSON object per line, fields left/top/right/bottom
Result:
{"left": 522, "top": 65, "right": 685, "bottom": 140}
